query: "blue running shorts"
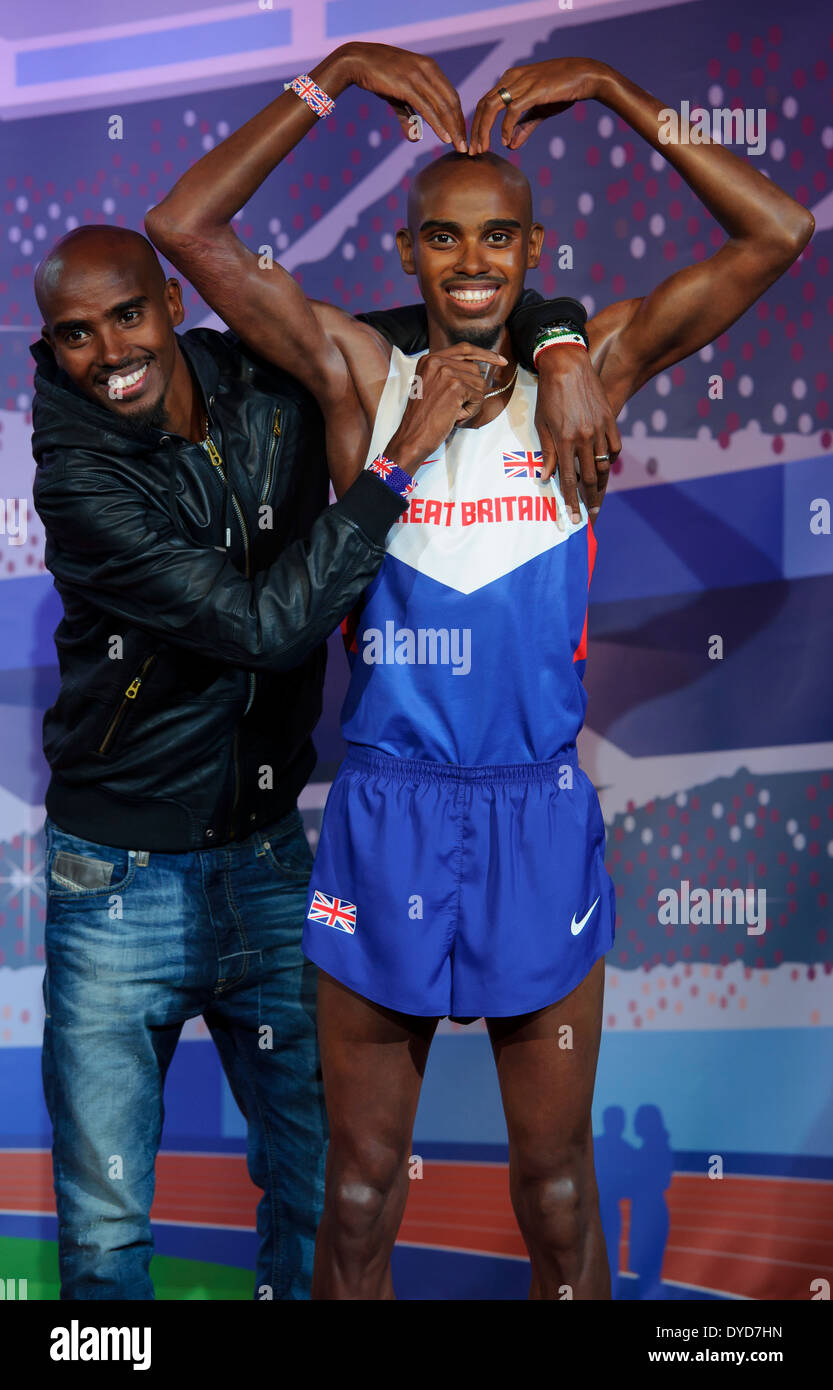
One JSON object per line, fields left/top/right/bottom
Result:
{"left": 303, "top": 744, "right": 616, "bottom": 1018}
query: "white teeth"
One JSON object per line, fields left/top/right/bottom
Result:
{"left": 448, "top": 288, "right": 497, "bottom": 302}
{"left": 109, "top": 363, "right": 148, "bottom": 389}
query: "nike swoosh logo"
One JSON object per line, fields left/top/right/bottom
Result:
{"left": 571, "top": 896, "right": 600, "bottom": 936}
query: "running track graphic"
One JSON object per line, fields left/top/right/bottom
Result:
{"left": 1, "top": 1151, "right": 831, "bottom": 1300}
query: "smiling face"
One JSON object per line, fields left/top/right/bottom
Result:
{"left": 397, "top": 153, "right": 544, "bottom": 351}
{"left": 36, "top": 227, "right": 185, "bottom": 430}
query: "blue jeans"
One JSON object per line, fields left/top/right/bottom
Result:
{"left": 41, "top": 808, "right": 326, "bottom": 1300}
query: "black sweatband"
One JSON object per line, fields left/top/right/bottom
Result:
{"left": 509, "top": 296, "right": 590, "bottom": 367}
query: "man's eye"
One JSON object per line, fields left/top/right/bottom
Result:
{"left": 65, "top": 331, "right": 86, "bottom": 344}
{"left": 121, "top": 310, "right": 140, "bottom": 323}
{"left": 487, "top": 232, "right": 510, "bottom": 244}
{"left": 429, "top": 233, "right": 453, "bottom": 245}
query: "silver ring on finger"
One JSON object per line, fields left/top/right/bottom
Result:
{"left": 498, "top": 87, "right": 512, "bottom": 106}
{"left": 594, "top": 453, "right": 610, "bottom": 461}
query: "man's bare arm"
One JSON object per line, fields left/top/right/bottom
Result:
{"left": 472, "top": 57, "right": 815, "bottom": 417}
{"left": 145, "top": 44, "right": 447, "bottom": 401}
{"left": 145, "top": 44, "right": 470, "bottom": 490}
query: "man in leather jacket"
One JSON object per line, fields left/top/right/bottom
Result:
{"left": 31, "top": 223, "right": 605, "bottom": 1300}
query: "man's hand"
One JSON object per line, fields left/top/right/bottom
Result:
{"left": 535, "top": 345, "right": 622, "bottom": 526}
{"left": 383, "top": 344, "right": 507, "bottom": 475}
{"left": 469, "top": 57, "right": 612, "bottom": 154}
{"left": 323, "top": 42, "right": 467, "bottom": 151}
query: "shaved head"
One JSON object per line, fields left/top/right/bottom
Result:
{"left": 35, "top": 225, "right": 166, "bottom": 326}
{"left": 397, "top": 150, "right": 543, "bottom": 354}
{"left": 35, "top": 223, "right": 189, "bottom": 431}
{"left": 407, "top": 151, "right": 533, "bottom": 233}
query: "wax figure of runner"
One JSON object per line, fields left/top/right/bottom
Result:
{"left": 148, "top": 42, "right": 813, "bottom": 1299}
{"left": 31, "top": 162, "right": 602, "bottom": 1297}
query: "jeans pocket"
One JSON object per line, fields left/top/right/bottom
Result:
{"left": 45, "top": 822, "right": 136, "bottom": 900}
{"left": 263, "top": 810, "right": 314, "bottom": 881}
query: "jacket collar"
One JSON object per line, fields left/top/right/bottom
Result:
{"left": 177, "top": 332, "right": 221, "bottom": 436}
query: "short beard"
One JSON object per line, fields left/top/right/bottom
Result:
{"left": 114, "top": 394, "right": 172, "bottom": 440}
{"left": 446, "top": 323, "right": 505, "bottom": 352}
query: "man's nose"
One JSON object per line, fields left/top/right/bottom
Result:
{"left": 453, "top": 240, "right": 492, "bottom": 277}
{"left": 98, "top": 331, "right": 133, "bottom": 367}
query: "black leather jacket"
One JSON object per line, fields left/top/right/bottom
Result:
{"left": 31, "top": 327, "right": 407, "bottom": 851}
{"left": 31, "top": 292, "right": 563, "bottom": 852}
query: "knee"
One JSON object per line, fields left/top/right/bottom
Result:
{"left": 512, "top": 1161, "right": 584, "bottom": 1251}
{"left": 327, "top": 1146, "right": 404, "bottom": 1238}
{"left": 329, "top": 1179, "right": 387, "bottom": 1237}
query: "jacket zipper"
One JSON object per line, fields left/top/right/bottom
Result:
{"left": 202, "top": 433, "right": 251, "bottom": 579}
{"left": 243, "top": 408, "right": 281, "bottom": 719}
{"left": 97, "top": 654, "right": 157, "bottom": 754}
{"left": 201, "top": 432, "right": 255, "bottom": 831}
{"left": 260, "top": 407, "right": 282, "bottom": 505}
{"left": 204, "top": 432, "right": 257, "bottom": 719}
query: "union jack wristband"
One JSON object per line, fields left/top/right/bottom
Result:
{"left": 368, "top": 454, "right": 417, "bottom": 498}
{"left": 284, "top": 74, "right": 335, "bottom": 119}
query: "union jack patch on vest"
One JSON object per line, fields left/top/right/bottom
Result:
{"left": 307, "top": 890, "right": 357, "bottom": 934}
{"left": 502, "top": 449, "right": 543, "bottom": 478}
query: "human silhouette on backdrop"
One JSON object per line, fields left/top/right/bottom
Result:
{"left": 629, "top": 1104, "right": 674, "bottom": 1297}
{"left": 594, "top": 1104, "right": 673, "bottom": 1298}
{"left": 595, "top": 1105, "right": 637, "bottom": 1291}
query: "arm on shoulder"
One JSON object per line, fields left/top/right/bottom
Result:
{"left": 34, "top": 452, "right": 405, "bottom": 670}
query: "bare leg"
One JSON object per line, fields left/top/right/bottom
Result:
{"left": 312, "top": 971, "right": 439, "bottom": 1299}
{"left": 487, "top": 957, "right": 610, "bottom": 1300}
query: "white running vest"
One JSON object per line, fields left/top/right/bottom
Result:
{"left": 340, "top": 345, "right": 598, "bottom": 765}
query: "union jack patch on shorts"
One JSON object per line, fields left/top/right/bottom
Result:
{"left": 307, "top": 890, "right": 357, "bottom": 934}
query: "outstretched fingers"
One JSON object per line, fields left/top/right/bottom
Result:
{"left": 405, "top": 59, "right": 468, "bottom": 151}
{"left": 469, "top": 69, "right": 534, "bottom": 154}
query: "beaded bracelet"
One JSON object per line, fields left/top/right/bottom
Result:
{"left": 284, "top": 74, "right": 335, "bottom": 119}
{"left": 532, "top": 325, "right": 589, "bottom": 367}
{"left": 368, "top": 454, "right": 417, "bottom": 499}
{"left": 536, "top": 316, "right": 590, "bottom": 347}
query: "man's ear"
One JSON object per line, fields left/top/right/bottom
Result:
{"left": 165, "top": 277, "right": 185, "bottom": 327}
{"left": 40, "top": 325, "right": 53, "bottom": 349}
{"left": 527, "top": 222, "right": 545, "bottom": 271}
{"left": 396, "top": 227, "right": 417, "bottom": 277}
